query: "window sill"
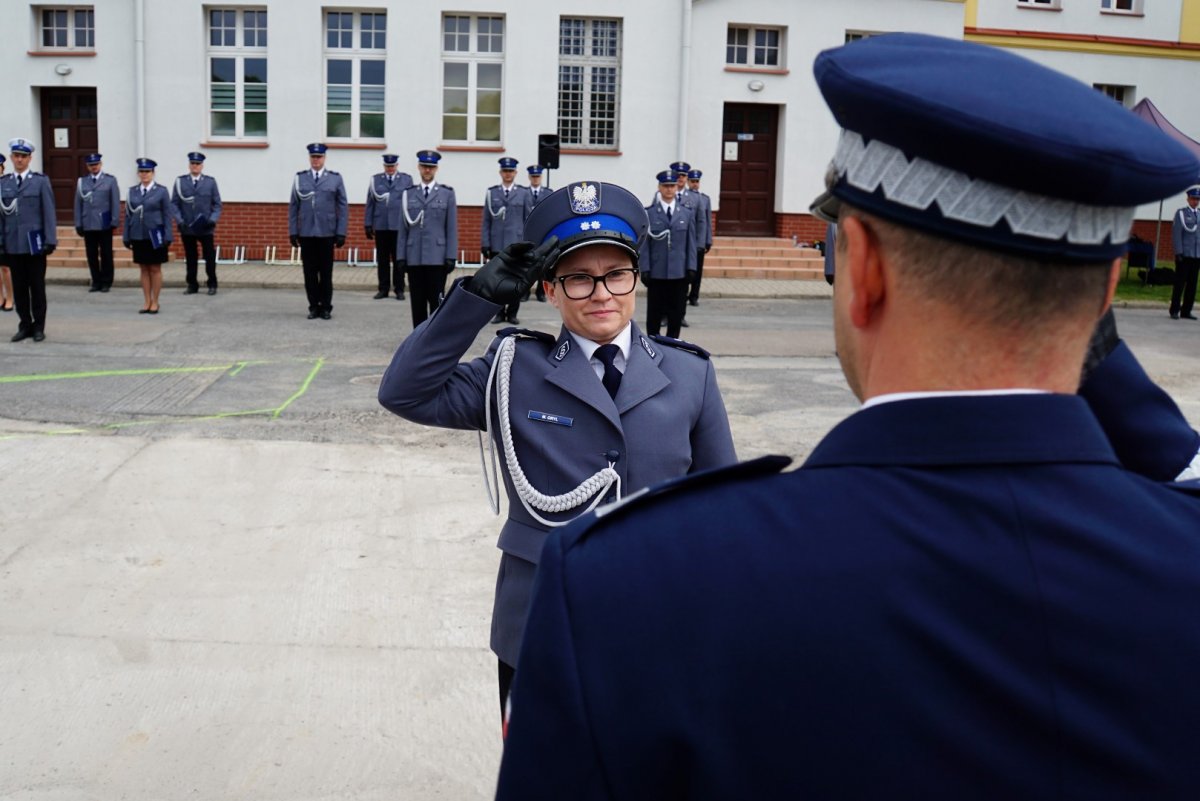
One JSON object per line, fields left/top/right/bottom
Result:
{"left": 439, "top": 144, "right": 505, "bottom": 152}
{"left": 1015, "top": 4, "right": 1063, "bottom": 10}
{"left": 326, "top": 142, "right": 387, "bottom": 150}
{"left": 28, "top": 50, "right": 97, "bottom": 57}
{"left": 723, "top": 66, "right": 789, "bottom": 75}
{"left": 200, "top": 141, "right": 270, "bottom": 148}
{"left": 1100, "top": 10, "right": 1144, "bottom": 16}
{"left": 560, "top": 149, "right": 622, "bottom": 157}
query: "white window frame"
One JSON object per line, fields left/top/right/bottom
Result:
{"left": 323, "top": 9, "right": 388, "bottom": 142}
{"left": 35, "top": 6, "right": 94, "bottom": 51}
{"left": 557, "top": 17, "right": 622, "bottom": 152}
{"left": 1101, "top": 0, "right": 1143, "bottom": 14}
{"left": 726, "top": 24, "right": 785, "bottom": 69}
{"left": 207, "top": 8, "right": 269, "bottom": 141}
{"left": 1017, "top": 0, "right": 1062, "bottom": 9}
{"left": 441, "top": 14, "right": 505, "bottom": 145}
{"left": 1093, "top": 83, "right": 1135, "bottom": 108}
{"left": 844, "top": 30, "right": 882, "bottom": 44}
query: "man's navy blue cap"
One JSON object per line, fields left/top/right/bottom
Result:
{"left": 498, "top": 157, "right": 518, "bottom": 170}
{"left": 687, "top": 169, "right": 703, "bottom": 180}
{"left": 136, "top": 158, "right": 157, "bottom": 170}
{"left": 669, "top": 161, "right": 690, "bottom": 174}
{"left": 85, "top": 153, "right": 102, "bottom": 165}
{"left": 417, "top": 150, "right": 442, "bottom": 165}
{"left": 524, "top": 181, "right": 650, "bottom": 274}
{"left": 1188, "top": 187, "right": 1200, "bottom": 199}
{"left": 656, "top": 170, "right": 677, "bottom": 185}
{"left": 8, "top": 138, "right": 34, "bottom": 155}
{"left": 527, "top": 164, "right": 543, "bottom": 175}
{"left": 307, "top": 143, "right": 327, "bottom": 155}
{"left": 187, "top": 152, "right": 206, "bottom": 163}
{"left": 381, "top": 153, "right": 399, "bottom": 165}
{"left": 809, "top": 33, "right": 1200, "bottom": 262}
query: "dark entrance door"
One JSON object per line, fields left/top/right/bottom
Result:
{"left": 40, "top": 88, "right": 98, "bottom": 217}
{"left": 717, "top": 103, "right": 778, "bottom": 236}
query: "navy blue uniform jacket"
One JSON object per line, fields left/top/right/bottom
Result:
{"left": 378, "top": 283, "right": 736, "bottom": 664}
{"left": 497, "top": 343, "right": 1200, "bottom": 800}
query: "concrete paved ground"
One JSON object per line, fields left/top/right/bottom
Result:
{"left": 1, "top": 280, "right": 1197, "bottom": 800}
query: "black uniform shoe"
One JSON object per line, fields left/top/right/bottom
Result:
{"left": 491, "top": 312, "right": 507, "bottom": 324}
{"left": 32, "top": 331, "right": 45, "bottom": 342}
{"left": 1184, "top": 314, "right": 1198, "bottom": 320}
{"left": 207, "top": 287, "right": 217, "bottom": 295}
{"left": 688, "top": 298, "right": 699, "bottom": 307}
{"left": 11, "top": 329, "right": 31, "bottom": 342}
{"left": 680, "top": 318, "right": 690, "bottom": 328}
{"left": 321, "top": 310, "right": 332, "bottom": 320}
{"left": 1170, "top": 311, "right": 1180, "bottom": 319}
{"left": 507, "top": 315, "right": 520, "bottom": 325}
{"left": 184, "top": 286, "right": 199, "bottom": 294}
{"left": 307, "top": 311, "right": 320, "bottom": 319}
{"left": 373, "top": 291, "right": 388, "bottom": 299}
{"left": 99, "top": 286, "right": 111, "bottom": 293}
{"left": 88, "top": 286, "right": 101, "bottom": 292}
{"left": 396, "top": 291, "right": 405, "bottom": 300}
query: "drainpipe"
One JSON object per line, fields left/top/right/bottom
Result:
{"left": 134, "top": 0, "right": 147, "bottom": 155}
{"left": 678, "top": 0, "right": 692, "bottom": 161}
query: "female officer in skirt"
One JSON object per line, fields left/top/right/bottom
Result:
{"left": 124, "top": 158, "right": 173, "bottom": 314}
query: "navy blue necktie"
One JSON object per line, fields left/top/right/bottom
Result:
{"left": 594, "top": 344, "right": 622, "bottom": 400}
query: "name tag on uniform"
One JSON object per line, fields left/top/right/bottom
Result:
{"left": 528, "top": 410, "right": 573, "bottom": 427}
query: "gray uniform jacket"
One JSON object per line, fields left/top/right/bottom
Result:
{"left": 681, "top": 188, "right": 713, "bottom": 249}
{"left": 481, "top": 184, "right": 533, "bottom": 253}
{"left": 0, "top": 172, "right": 58, "bottom": 255}
{"left": 73, "top": 172, "right": 121, "bottom": 231}
{"left": 528, "top": 186, "right": 548, "bottom": 207}
{"left": 640, "top": 202, "right": 697, "bottom": 279}
{"left": 378, "top": 282, "right": 737, "bottom": 664}
{"left": 288, "top": 170, "right": 348, "bottom": 239}
{"left": 402, "top": 183, "right": 458, "bottom": 265}
{"left": 170, "top": 174, "right": 223, "bottom": 236}
{"left": 123, "top": 184, "right": 174, "bottom": 245}
{"left": 1173, "top": 206, "right": 1200, "bottom": 258}
{"left": 364, "top": 171, "right": 413, "bottom": 232}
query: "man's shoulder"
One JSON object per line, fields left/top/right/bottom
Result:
{"left": 646, "top": 333, "right": 710, "bottom": 361}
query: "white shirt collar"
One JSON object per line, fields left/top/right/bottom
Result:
{"left": 15, "top": 170, "right": 30, "bottom": 180}
{"left": 139, "top": 181, "right": 156, "bottom": 191}
{"left": 569, "top": 323, "right": 632, "bottom": 371}
{"left": 661, "top": 200, "right": 675, "bottom": 215}
{"left": 861, "top": 388, "right": 1048, "bottom": 410}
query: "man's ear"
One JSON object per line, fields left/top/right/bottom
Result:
{"left": 841, "top": 215, "right": 887, "bottom": 329}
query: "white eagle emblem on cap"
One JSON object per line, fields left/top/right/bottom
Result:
{"left": 569, "top": 182, "right": 601, "bottom": 215}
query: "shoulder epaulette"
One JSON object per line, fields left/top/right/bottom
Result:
{"left": 327, "top": 170, "right": 340, "bottom": 175}
{"left": 580, "top": 455, "right": 792, "bottom": 530}
{"left": 649, "top": 334, "right": 710, "bottom": 360}
{"left": 496, "top": 326, "right": 555, "bottom": 345}
{"left": 296, "top": 170, "right": 308, "bottom": 176}
{"left": 488, "top": 184, "right": 500, "bottom": 191}
{"left": 441, "top": 184, "right": 454, "bottom": 192}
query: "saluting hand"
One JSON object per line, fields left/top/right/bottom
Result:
{"left": 467, "top": 237, "right": 560, "bottom": 305}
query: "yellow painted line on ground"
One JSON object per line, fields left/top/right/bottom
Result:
{"left": 0, "top": 365, "right": 235, "bottom": 385}
{"left": 272, "top": 358, "right": 325, "bottom": 419}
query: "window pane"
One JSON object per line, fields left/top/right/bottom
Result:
{"left": 442, "top": 115, "right": 467, "bottom": 141}
{"left": 361, "top": 86, "right": 385, "bottom": 114}
{"left": 477, "top": 89, "right": 501, "bottom": 115}
{"left": 245, "top": 112, "right": 267, "bottom": 136}
{"left": 211, "top": 84, "right": 236, "bottom": 110}
{"left": 443, "top": 88, "right": 468, "bottom": 115}
{"left": 327, "top": 113, "right": 352, "bottom": 138}
{"left": 211, "top": 57, "right": 236, "bottom": 84}
{"left": 560, "top": 18, "right": 584, "bottom": 56}
{"left": 360, "top": 114, "right": 385, "bottom": 138}
{"left": 327, "top": 59, "right": 352, "bottom": 85}
{"left": 212, "top": 111, "right": 236, "bottom": 136}
{"left": 245, "top": 58, "right": 268, "bottom": 84}
{"left": 444, "top": 62, "right": 468, "bottom": 88}
{"left": 361, "top": 60, "right": 385, "bottom": 85}
{"left": 478, "top": 62, "right": 502, "bottom": 89}
{"left": 476, "top": 115, "right": 500, "bottom": 141}
{"left": 444, "top": 15, "right": 469, "bottom": 52}
{"left": 245, "top": 83, "right": 268, "bottom": 112}
{"left": 326, "top": 85, "right": 352, "bottom": 112}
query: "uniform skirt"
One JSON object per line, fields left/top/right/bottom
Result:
{"left": 131, "top": 240, "right": 170, "bottom": 265}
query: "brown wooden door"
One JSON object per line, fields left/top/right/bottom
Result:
{"left": 717, "top": 103, "right": 778, "bottom": 236}
{"left": 40, "top": 88, "right": 98, "bottom": 217}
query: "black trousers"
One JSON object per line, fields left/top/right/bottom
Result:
{"left": 374, "top": 229, "right": 405, "bottom": 295}
{"left": 687, "top": 249, "right": 706, "bottom": 303}
{"left": 300, "top": 236, "right": 335, "bottom": 312}
{"left": 9, "top": 254, "right": 48, "bottom": 333}
{"left": 646, "top": 277, "right": 689, "bottom": 338}
{"left": 406, "top": 264, "right": 447, "bottom": 327}
{"left": 182, "top": 233, "right": 217, "bottom": 289}
{"left": 1171, "top": 256, "right": 1199, "bottom": 317}
{"left": 83, "top": 229, "right": 115, "bottom": 289}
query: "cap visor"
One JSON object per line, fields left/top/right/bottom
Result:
{"left": 809, "top": 190, "right": 841, "bottom": 224}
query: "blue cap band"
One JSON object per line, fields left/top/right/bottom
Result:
{"left": 547, "top": 214, "right": 637, "bottom": 246}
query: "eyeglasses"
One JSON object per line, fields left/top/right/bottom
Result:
{"left": 556, "top": 268, "right": 638, "bottom": 300}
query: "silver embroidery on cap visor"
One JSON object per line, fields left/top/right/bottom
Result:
{"left": 820, "top": 129, "right": 1135, "bottom": 246}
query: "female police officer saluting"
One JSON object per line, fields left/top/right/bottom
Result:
{"left": 378, "top": 181, "right": 737, "bottom": 716}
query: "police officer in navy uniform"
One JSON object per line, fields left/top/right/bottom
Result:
{"left": 527, "top": 164, "right": 548, "bottom": 302}
{"left": 684, "top": 168, "right": 713, "bottom": 307}
{"left": 73, "top": 152, "right": 121, "bottom": 293}
{"left": 481, "top": 157, "right": 534, "bottom": 325}
{"left": 124, "top": 158, "right": 173, "bottom": 314}
{"left": 640, "top": 169, "right": 696, "bottom": 338}
{"left": 0, "top": 153, "right": 10, "bottom": 313}
{"left": 1170, "top": 186, "right": 1200, "bottom": 320}
{"left": 1, "top": 138, "right": 57, "bottom": 342}
{"left": 365, "top": 153, "right": 412, "bottom": 301}
{"left": 171, "top": 152, "right": 223, "bottom": 295}
{"left": 400, "top": 150, "right": 457, "bottom": 328}
{"left": 379, "top": 179, "right": 736, "bottom": 719}
{"left": 498, "top": 34, "right": 1200, "bottom": 800}
{"left": 289, "top": 143, "right": 347, "bottom": 320}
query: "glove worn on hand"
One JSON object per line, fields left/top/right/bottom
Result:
{"left": 290, "top": 235, "right": 301, "bottom": 248}
{"left": 365, "top": 227, "right": 374, "bottom": 240}
{"left": 444, "top": 258, "right": 457, "bottom": 275}
{"left": 334, "top": 236, "right": 346, "bottom": 248}
{"left": 75, "top": 227, "right": 84, "bottom": 237}
{"left": 44, "top": 244, "right": 57, "bottom": 256}
{"left": 467, "top": 237, "right": 560, "bottom": 304}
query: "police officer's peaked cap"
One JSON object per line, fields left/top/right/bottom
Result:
{"left": 809, "top": 33, "right": 1200, "bottom": 262}
{"left": 498, "top": 157, "right": 518, "bottom": 170}
{"left": 524, "top": 181, "right": 649, "bottom": 272}
{"left": 187, "top": 152, "right": 206, "bottom": 163}
{"left": 527, "top": 164, "right": 543, "bottom": 175}
{"left": 85, "top": 153, "right": 103, "bottom": 165}
{"left": 306, "top": 143, "right": 328, "bottom": 155}
{"left": 1188, "top": 187, "right": 1200, "bottom": 199}
{"left": 381, "top": 153, "right": 399, "bottom": 165}
{"left": 416, "top": 150, "right": 442, "bottom": 165}
{"left": 688, "top": 169, "right": 703, "bottom": 180}
{"left": 669, "top": 161, "right": 690, "bottom": 174}
{"left": 136, "top": 158, "right": 157, "bottom": 170}
{"left": 0, "top": 154, "right": 6, "bottom": 165}
{"left": 8, "top": 138, "right": 35, "bottom": 154}
{"left": 656, "top": 170, "right": 677, "bottom": 185}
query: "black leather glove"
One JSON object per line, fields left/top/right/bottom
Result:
{"left": 687, "top": 269, "right": 697, "bottom": 281}
{"left": 365, "top": 226, "right": 374, "bottom": 240}
{"left": 334, "top": 236, "right": 346, "bottom": 248}
{"left": 1081, "top": 307, "right": 1119, "bottom": 383}
{"left": 75, "top": 227, "right": 84, "bottom": 237}
{"left": 124, "top": 241, "right": 133, "bottom": 250}
{"left": 290, "top": 235, "right": 300, "bottom": 248}
{"left": 44, "top": 244, "right": 56, "bottom": 256}
{"left": 444, "top": 258, "right": 457, "bottom": 275}
{"left": 481, "top": 248, "right": 493, "bottom": 262}
{"left": 704, "top": 244, "right": 711, "bottom": 254}
{"left": 467, "top": 237, "right": 560, "bottom": 304}
{"left": 396, "top": 260, "right": 407, "bottom": 270}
